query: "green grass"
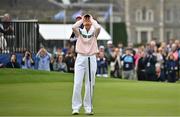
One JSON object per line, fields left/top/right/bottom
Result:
{"left": 0, "top": 68, "right": 179, "bottom": 116}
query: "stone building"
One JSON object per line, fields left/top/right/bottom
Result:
{"left": 124, "top": 0, "right": 180, "bottom": 44}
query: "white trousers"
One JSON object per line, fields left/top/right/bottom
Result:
{"left": 72, "top": 54, "right": 97, "bottom": 112}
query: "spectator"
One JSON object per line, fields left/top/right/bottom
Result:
{"left": 105, "top": 40, "right": 113, "bottom": 63}
{"left": 70, "top": 16, "right": 83, "bottom": 56}
{"left": 56, "top": 48, "right": 64, "bottom": 56}
{"left": 64, "top": 49, "right": 76, "bottom": 73}
{"left": 166, "top": 53, "right": 177, "bottom": 83}
{"left": 97, "top": 51, "right": 108, "bottom": 77}
{"left": 155, "top": 63, "right": 165, "bottom": 82}
{"left": 150, "top": 40, "right": 156, "bottom": 53}
{"left": 110, "top": 47, "right": 122, "bottom": 78}
{"left": 6, "top": 53, "right": 20, "bottom": 68}
{"left": 121, "top": 48, "right": 135, "bottom": 80}
{"left": 0, "top": 13, "right": 14, "bottom": 51}
{"left": 70, "top": 15, "right": 83, "bottom": 43}
{"left": 21, "top": 51, "right": 35, "bottom": 69}
{"left": 0, "top": 32, "right": 7, "bottom": 53}
{"left": 137, "top": 51, "right": 146, "bottom": 81}
{"left": 99, "top": 45, "right": 105, "bottom": 53}
{"left": 50, "top": 56, "right": 54, "bottom": 71}
{"left": 174, "top": 40, "right": 179, "bottom": 48}
{"left": 36, "top": 48, "right": 51, "bottom": 71}
{"left": 1, "top": 13, "right": 14, "bottom": 35}
{"left": 155, "top": 47, "right": 164, "bottom": 69}
{"left": 159, "top": 42, "right": 169, "bottom": 79}
{"left": 144, "top": 49, "right": 157, "bottom": 81}
{"left": 53, "top": 55, "right": 67, "bottom": 72}
{"left": 167, "top": 39, "right": 174, "bottom": 52}
{"left": 62, "top": 43, "right": 71, "bottom": 55}
{"left": 171, "top": 43, "right": 178, "bottom": 61}
{"left": 134, "top": 45, "right": 145, "bottom": 67}
{"left": 160, "top": 42, "right": 168, "bottom": 53}
{"left": 128, "top": 43, "right": 136, "bottom": 55}
{"left": 118, "top": 43, "right": 124, "bottom": 55}
{"left": 177, "top": 41, "right": 180, "bottom": 80}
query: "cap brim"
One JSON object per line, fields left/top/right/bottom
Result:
{"left": 76, "top": 16, "right": 82, "bottom": 19}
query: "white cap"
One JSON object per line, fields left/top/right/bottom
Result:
{"left": 107, "top": 40, "right": 112, "bottom": 45}
{"left": 99, "top": 45, "right": 105, "bottom": 49}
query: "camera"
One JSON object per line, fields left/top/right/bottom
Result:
{"left": 26, "top": 53, "right": 30, "bottom": 59}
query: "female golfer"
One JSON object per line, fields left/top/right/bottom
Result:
{"left": 72, "top": 14, "right": 101, "bottom": 115}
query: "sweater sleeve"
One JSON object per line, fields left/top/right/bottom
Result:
{"left": 72, "top": 19, "right": 83, "bottom": 37}
{"left": 91, "top": 19, "right": 101, "bottom": 38}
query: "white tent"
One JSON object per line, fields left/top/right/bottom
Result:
{"left": 39, "top": 24, "right": 111, "bottom": 40}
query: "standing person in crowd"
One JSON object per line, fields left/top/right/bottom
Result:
{"left": 55, "top": 48, "right": 64, "bottom": 56}
{"left": 171, "top": 43, "right": 178, "bottom": 61}
{"left": 121, "top": 48, "right": 135, "bottom": 80}
{"left": 128, "top": 43, "right": 136, "bottom": 55}
{"left": 50, "top": 55, "right": 54, "bottom": 71}
{"left": 171, "top": 43, "right": 179, "bottom": 80}
{"left": 167, "top": 39, "right": 174, "bottom": 52}
{"left": 70, "top": 15, "right": 83, "bottom": 54}
{"left": 155, "top": 47, "right": 164, "bottom": 70}
{"left": 165, "top": 53, "right": 177, "bottom": 83}
{"left": 0, "top": 61, "right": 4, "bottom": 68}
{"left": 149, "top": 40, "right": 157, "bottom": 53}
{"left": 97, "top": 45, "right": 108, "bottom": 77}
{"left": 110, "top": 47, "right": 122, "bottom": 78}
{"left": 21, "top": 50, "right": 35, "bottom": 69}
{"left": 0, "top": 32, "right": 7, "bottom": 53}
{"left": 64, "top": 48, "right": 76, "bottom": 73}
{"left": 71, "top": 14, "right": 100, "bottom": 115}
{"left": 105, "top": 40, "right": 113, "bottom": 64}
{"left": 53, "top": 55, "right": 67, "bottom": 72}
{"left": 6, "top": 53, "right": 20, "bottom": 68}
{"left": 160, "top": 42, "right": 169, "bottom": 79}
{"left": 177, "top": 40, "right": 180, "bottom": 80}
{"left": 36, "top": 48, "right": 51, "bottom": 71}
{"left": 118, "top": 43, "right": 124, "bottom": 55}
{"left": 62, "top": 43, "right": 71, "bottom": 56}
{"left": 144, "top": 49, "right": 157, "bottom": 81}
{"left": 0, "top": 13, "right": 14, "bottom": 35}
{"left": 96, "top": 51, "right": 108, "bottom": 77}
{"left": 70, "top": 15, "right": 83, "bottom": 41}
{"left": 160, "top": 42, "right": 168, "bottom": 53}
{"left": 137, "top": 51, "right": 146, "bottom": 81}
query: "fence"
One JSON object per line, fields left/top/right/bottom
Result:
{"left": 0, "top": 20, "right": 39, "bottom": 54}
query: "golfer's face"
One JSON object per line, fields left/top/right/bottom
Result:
{"left": 83, "top": 17, "right": 92, "bottom": 28}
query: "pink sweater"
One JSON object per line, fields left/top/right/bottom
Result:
{"left": 72, "top": 19, "right": 101, "bottom": 56}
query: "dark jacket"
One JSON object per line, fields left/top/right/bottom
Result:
{"left": 6, "top": 61, "right": 20, "bottom": 68}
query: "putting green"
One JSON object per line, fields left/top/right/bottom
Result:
{"left": 0, "top": 69, "right": 179, "bottom": 116}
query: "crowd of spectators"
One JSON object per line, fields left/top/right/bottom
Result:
{"left": 105, "top": 39, "right": 180, "bottom": 83}
{"left": 0, "top": 38, "right": 180, "bottom": 83}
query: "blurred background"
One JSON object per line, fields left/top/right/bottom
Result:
{"left": 0, "top": 0, "right": 125, "bottom": 53}
{"left": 0, "top": 0, "right": 180, "bottom": 52}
